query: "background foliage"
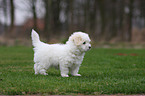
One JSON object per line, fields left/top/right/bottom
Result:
{"left": 0, "top": 0, "right": 145, "bottom": 45}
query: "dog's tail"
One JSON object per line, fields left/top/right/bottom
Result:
{"left": 31, "top": 29, "right": 41, "bottom": 47}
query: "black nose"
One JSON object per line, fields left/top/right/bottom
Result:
{"left": 89, "top": 46, "right": 91, "bottom": 49}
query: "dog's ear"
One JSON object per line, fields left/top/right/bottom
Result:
{"left": 73, "top": 36, "right": 83, "bottom": 45}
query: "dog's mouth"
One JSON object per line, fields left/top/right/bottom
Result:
{"left": 85, "top": 47, "right": 91, "bottom": 51}
{"left": 87, "top": 46, "right": 91, "bottom": 50}
{"left": 78, "top": 45, "right": 91, "bottom": 52}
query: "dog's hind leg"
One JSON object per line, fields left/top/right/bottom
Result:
{"left": 34, "top": 63, "right": 39, "bottom": 75}
{"left": 39, "top": 69, "right": 48, "bottom": 75}
{"left": 34, "top": 63, "right": 48, "bottom": 75}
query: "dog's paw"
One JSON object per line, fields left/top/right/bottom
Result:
{"left": 44, "top": 73, "right": 48, "bottom": 75}
{"left": 35, "top": 72, "right": 39, "bottom": 75}
{"left": 61, "top": 74, "right": 69, "bottom": 77}
{"left": 40, "top": 73, "right": 48, "bottom": 75}
{"left": 72, "top": 74, "right": 81, "bottom": 76}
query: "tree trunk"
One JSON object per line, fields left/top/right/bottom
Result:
{"left": 10, "top": 0, "right": 15, "bottom": 29}
{"left": 110, "top": 0, "right": 117, "bottom": 40}
{"left": 98, "top": 0, "right": 106, "bottom": 39}
{"left": 32, "top": 0, "right": 37, "bottom": 31}
{"left": 127, "top": 0, "right": 134, "bottom": 41}
{"left": 2, "top": 0, "right": 8, "bottom": 32}
{"left": 44, "top": 0, "right": 51, "bottom": 39}
{"left": 51, "top": 0, "right": 61, "bottom": 35}
{"left": 68, "top": 0, "right": 74, "bottom": 34}
{"left": 9, "top": 0, "right": 15, "bottom": 37}
{"left": 89, "top": 0, "right": 97, "bottom": 39}
{"left": 118, "top": 0, "right": 124, "bottom": 41}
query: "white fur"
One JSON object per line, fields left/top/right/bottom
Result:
{"left": 31, "top": 29, "right": 91, "bottom": 77}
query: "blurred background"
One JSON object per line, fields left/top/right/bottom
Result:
{"left": 0, "top": 0, "right": 145, "bottom": 47}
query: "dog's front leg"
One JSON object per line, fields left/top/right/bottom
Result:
{"left": 60, "top": 64, "right": 69, "bottom": 77}
{"left": 70, "top": 64, "right": 81, "bottom": 76}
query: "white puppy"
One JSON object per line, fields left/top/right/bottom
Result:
{"left": 31, "top": 29, "right": 91, "bottom": 77}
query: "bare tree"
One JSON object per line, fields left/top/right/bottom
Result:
{"left": 51, "top": 0, "right": 61, "bottom": 35}
{"left": 32, "top": 0, "right": 37, "bottom": 31}
{"left": 43, "top": 0, "right": 52, "bottom": 39}
{"left": 109, "top": 0, "right": 117, "bottom": 40}
{"left": 90, "top": 0, "right": 98, "bottom": 35}
{"left": 10, "top": 0, "right": 15, "bottom": 30}
{"left": 124, "top": 0, "right": 134, "bottom": 41}
{"left": 68, "top": 0, "right": 74, "bottom": 34}
{"left": 118, "top": 0, "right": 125, "bottom": 41}
{"left": 0, "top": 0, "right": 144, "bottom": 43}
{"left": 98, "top": 0, "right": 106, "bottom": 39}
{"left": 2, "top": 0, "right": 8, "bottom": 27}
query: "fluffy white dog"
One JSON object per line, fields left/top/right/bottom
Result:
{"left": 31, "top": 29, "right": 91, "bottom": 77}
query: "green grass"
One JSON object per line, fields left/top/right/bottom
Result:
{"left": 0, "top": 46, "right": 145, "bottom": 95}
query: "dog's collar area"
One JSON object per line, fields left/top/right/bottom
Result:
{"left": 69, "top": 48, "right": 84, "bottom": 56}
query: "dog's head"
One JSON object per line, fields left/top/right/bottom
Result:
{"left": 68, "top": 32, "right": 91, "bottom": 52}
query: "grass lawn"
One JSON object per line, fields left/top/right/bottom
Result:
{"left": 0, "top": 46, "right": 145, "bottom": 95}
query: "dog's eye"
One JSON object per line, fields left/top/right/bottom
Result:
{"left": 83, "top": 42, "right": 86, "bottom": 44}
